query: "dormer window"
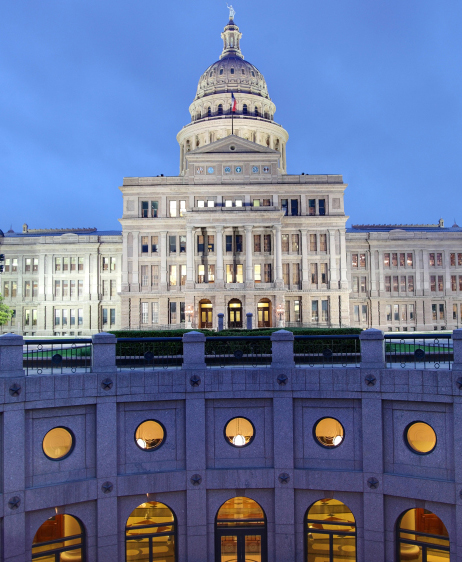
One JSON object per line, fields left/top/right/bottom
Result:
{"left": 243, "top": 104, "right": 248, "bottom": 115}
{"left": 230, "top": 68, "right": 234, "bottom": 74}
{"left": 255, "top": 106, "right": 259, "bottom": 116}
{"left": 207, "top": 107, "right": 211, "bottom": 117}
{"left": 218, "top": 104, "right": 223, "bottom": 115}
{"left": 241, "top": 69, "right": 245, "bottom": 75}
{"left": 219, "top": 69, "right": 224, "bottom": 75}
{"left": 251, "top": 71, "right": 255, "bottom": 77}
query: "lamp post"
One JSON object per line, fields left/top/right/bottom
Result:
{"left": 276, "top": 303, "right": 284, "bottom": 328}
{"left": 186, "top": 305, "right": 194, "bottom": 329}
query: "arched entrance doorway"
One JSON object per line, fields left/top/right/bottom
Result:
{"left": 257, "top": 299, "right": 271, "bottom": 328}
{"left": 126, "top": 501, "right": 177, "bottom": 562}
{"left": 32, "top": 514, "right": 85, "bottom": 561}
{"left": 306, "top": 498, "right": 356, "bottom": 562}
{"left": 215, "top": 496, "right": 267, "bottom": 562}
{"left": 397, "top": 508, "right": 449, "bottom": 561}
{"left": 228, "top": 299, "right": 243, "bottom": 329}
{"left": 199, "top": 299, "right": 213, "bottom": 329}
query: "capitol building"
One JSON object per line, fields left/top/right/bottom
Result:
{"left": 1, "top": 15, "right": 461, "bottom": 337}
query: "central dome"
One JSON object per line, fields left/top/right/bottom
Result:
{"left": 194, "top": 20, "right": 270, "bottom": 101}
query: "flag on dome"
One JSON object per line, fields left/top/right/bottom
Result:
{"left": 231, "top": 93, "right": 237, "bottom": 112}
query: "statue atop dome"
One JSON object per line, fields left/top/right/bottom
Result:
{"left": 226, "top": 4, "right": 236, "bottom": 20}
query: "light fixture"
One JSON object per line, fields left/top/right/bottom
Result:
{"left": 276, "top": 303, "right": 284, "bottom": 327}
{"left": 233, "top": 434, "right": 246, "bottom": 447}
{"left": 137, "top": 438, "right": 147, "bottom": 449}
{"left": 333, "top": 435, "right": 343, "bottom": 446}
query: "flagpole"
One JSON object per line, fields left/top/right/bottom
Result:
{"left": 232, "top": 110, "right": 234, "bottom": 135}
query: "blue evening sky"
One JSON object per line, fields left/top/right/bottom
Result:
{"left": 1, "top": 0, "right": 461, "bottom": 231}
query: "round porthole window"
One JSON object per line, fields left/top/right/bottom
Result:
{"left": 229, "top": 145, "right": 236, "bottom": 151}
{"left": 42, "top": 427, "right": 75, "bottom": 460}
{"left": 405, "top": 421, "right": 436, "bottom": 454}
{"left": 135, "top": 420, "right": 166, "bottom": 451}
{"left": 224, "top": 417, "right": 255, "bottom": 447}
{"left": 313, "top": 417, "right": 344, "bottom": 448}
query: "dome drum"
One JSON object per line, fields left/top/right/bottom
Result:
{"left": 189, "top": 94, "right": 276, "bottom": 123}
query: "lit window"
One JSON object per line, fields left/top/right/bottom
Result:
{"left": 135, "top": 420, "right": 165, "bottom": 450}
{"left": 314, "top": 417, "right": 344, "bottom": 448}
{"left": 405, "top": 421, "right": 436, "bottom": 454}
{"left": 42, "top": 427, "right": 74, "bottom": 460}
{"left": 225, "top": 417, "right": 254, "bottom": 447}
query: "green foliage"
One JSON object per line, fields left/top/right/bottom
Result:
{"left": 109, "top": 327, "right": 362, "bottom": 338}
{"left": 0, "top": 293, "right": 14, "bottom": 326}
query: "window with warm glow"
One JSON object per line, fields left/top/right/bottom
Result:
{"left": 224, "top": 417, "right": 254, "bottom": 447}
{"left": 42, "top": 427, "right": 74, "bottom": 460}
{"left": 405, "top": 421, "right": 436, "bottom": 454}
{"left": 135, "top": 420, "right": 165, "bottom": 451}
{"left": 314, "top": 417, "right": 344, "bottom": 448}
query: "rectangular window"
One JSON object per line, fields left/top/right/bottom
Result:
{"left": 294, "top": 300, "right": 301, "bottom": 322}
{"left": 180, "top": 265, "right": 186, "bottom": 286}
{"left": 254, "top": 235, "right": 261, "bottom": 253}
{"left": 429, "top": 253, "right": 435, "bottom": 266}
{"left": 321, "top": 300, "right": 328, "bottom": 322}
{"left": 263, "top": 198, "right": 271, "bottom": 206}
{"left": 460, "top": 276, "right": 462, "bottom": 291}
{"left": 141, "top": 201, "right": 149, "bottom": 217}
{"left": 253, "top": 199, "right": 260, "bottom": 207}
{"left": 432, "top": 304, "right": 437, "bottom": 321}
{"left": 179, "top": 200, "right": 186, "bottom": 217}
{"left": 281, "top": 234, "right": 289, "bottom": 253}
{"left": 235, "top": 199, "right": 243, "bottom": 207}
{"left": 207, "top": 200, "right": 215, "bottom": 208}
{"left": 24, "top": 309, "right": 30, "bottom": 326}
{"left": 78, "top": 280, "right": 83, "bottom": 297}
{"left": 198, "top": 235, "right": 204, "bottom": 253}
{"left": 393, "top": 276, "right": 399, "bottom": 292}
{"left": 197, "top": 200, "right": 205, "bottom": 208}
{"left": 385, "top": 276, "right": 391, "bottom": 292}
{"left": 70, "top": 309, "right": 76, "bottom": 326}
{"left": 62, "top": 309, "right": 68, "bottom": 326}
{"left": 78, "top": 257, "right": 84, "bottom": 271}
{"left": 180, "top": 302, "right": 185, "bottom": 323}
{"left": 235, "top": 235, "right": 243, "bottom": 252}
{"left": 102, "top": 280, "right": 108, "bottom": 296}
{"left": 226, "top": 264, "right": 234, "bottom": 283}
{"left": 401, "top": 304, "right": 407, "bottom": 322}
{"left": 70, "top": 257, "right": 76, "bottom": 271}
{"left": 264, "top": 263, "right": 272, "bottom": 283}
{"left": 354, "top": 305, "right": 360, "bottom": 322}
{"left": 311, "top": 300, "right": 319, "bottom": 322}
{"left": 169, "top": 302, "right": 177, "bottom": 324}
{"left": 451, "top": 253, "right": 456, "bottom": 266}
{"left": 310, "top": 234, "right": 316, "bottom": 252}
{"left": 25, "top": 258, "right": 31, "bottom": 272}
{"left": 392, "top": 253, "right": 398, "bottom": 267}
{"left": 320, "top": 234, "right": 327, "bottom": 252}
{"left": 63, "top": 258, "right": 69, "bottom": 271}
{"left": 311, "top": 263, "right": 318, "bottom": 284}
{"left": 208, "top": 235, "right": 214, "bottom": 252}
{"left": 4, "top": 259, "right": 10, "bottom": 272}
{"left": 141, "top": 265, "right": 148, "bottom": 287}
{"left": 293, "top": 263, "right": 300, "bottom": 285}
{"left": 452, "top": 275, "right": 457, "bottom": 291}
{"left": 439, "top": 303, "right": 445, "bottom": 320}
{"left": 54, "top": 280, "right": 61, "bottom": 298}
{"left": 78, "top": 309, "right": 83, "bottom": 325}
{"left": 454, "top": 304, "right": 458, "bottom": 320}
{"left": 353, "top": 277, "right": 359, "bottom": 292}
{"left": 394, "top": 304, "right": 399, "bottom": 321}
{"left": 308, "top": 199, "right": 316, "bottom": 216}
{"left": 408, "top": 275, "right": 414, "bottom": 292}
{"left": 12, "top": 258, "right": 17, "bottom": 272}
{"left": 225, "top": 235, "right": 232, "bottom": 252}
{"left": 62, "top": 280, "right": 69, "bottom": 297}
{"left": 360, "top": 254, "right": 366, "bottom": 268}
{"left": 360, "top": 276, "right": 367, "bottom": 293}
{"left": 318, "top": 199, "right": 325, "bottom": 216}
{"left": 208, "top": 265, "right": 215, "bottom": 283}
{"left": 320, "top": 263, "right": 328, "bottom": 284}
{"left": 55, "top": 257, "right": 61, "bottom": 272}
{"left": 110, "top": 257, "right": 116, "bottom": 271}
{"left": 225, "top": 199, "right": 233, "bottom": 207}
{"left": 169, "top": 235, "right": 176, "bottom": 253}
{"left": 407, "top": 253, "right": 413, "bottom": 267}
{"left": 24, "top": 281, "right": 31, "bottom": 297}
{"left": 430, "top": 275, "right": 436, "bottom": 291}
{"left": 151, "top": 201, "right": 158, "bottom": 217}
{"left": 180, "top": 235, "right": 186, "bottom": 253}
{"left": 352, "top": 254, "right": 358, "bottom": 268}
{"left": 110, "top": 280, "right": 116, "bottom": 297}
{"left": 169, "top": 200, "right": 177, "bottom": 217}
{"left": 110, "top": 309, "right": 115, "bottom": 325}
{"left": 384, "top": 253, "right": 390, "bottom": 267}
{"left": 69, "top": 280, "right": 75, "bottom": 297}
{"left": 291, "top": 199, "right": 299, "bottom": 216}
{"left": 152, "top": 302, "right": 159, "bottom": 324}
{"left": 437, "top": 253, "right": 443, "bottom": 266}
{"left": 152, "top": 236, "right": 158, "bottom": 253}
{"left": 362, "top": 304, "right": 367, "bottom": 323}
{"left": 3, "top": 281, "right": 9, "bottom": 297}
{"left": 282, "top": 263, "right": 289, "bottom": 285}
{"left": 291, "top": 234, "right": 299, "bottom": 253}
{"left": 459, "top": 253, "right": 462, "bottom": 266}
{"left": 254, "top": 264, "right": 262, "bottom": 283}
{"left": 386, "top": 305, "right": 392, "bottom": 321}
{"left": 236, "top": 264, "right": 243, "bottom": 283}
{"left": 54, "top": 309, "right": 60, "bottom": 326}
{"left": 400, "top": 276, "right": 406, "bottom": 292}
{"left": 264, "top": 234, "right": 272, "bottom": 253}
{"left": 281, "top": 199, "right": 288, "bottom": 216}
{"left": 169, "top": 265, "right": 177, "bottom": 286}
{"left": 32, "top": 308, "right": 37, "bottom": 326}
{"left": 438, "top": 275, "right": 444, "bottom": 291}
{"left": 141, "top": 302, "right": 149, "bottom": 324}
{"left": 11, "top": 281, "right": 17, "bottom": 297}
{"left": 198, "top": 264, "right": 205, "bottom": 283}
{"left": 400, "top": 253, "right": 405, "bottom": 267}
{"left": 409, "top": 304, "right": 415, "bottom": 320}
{"left": 151, "top": 265, "right": 159, "bottom": 287}
{"left": 141, "top": 237, "right": 149, "bottom": 253}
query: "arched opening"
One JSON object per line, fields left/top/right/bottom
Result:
{"left": 126, "top": 501, "right": 177, "bottom": 562}
{"left": 228, "top": 298, "right": 243, "bottom": 329}
{"left": 218, "top": 104, "right": 223, "bottom": 116}
{"left": 255, "top": 106, "right": 259, "bottom": 117}
{"left": 199, "top": 299, "right": 213, "bottom": 329}
{"left": 397, "top": 508, "right": 449, "bottom": 561}
{"left": 257, "top": 299, "right": 271, "bottom": 328}
{"left": 32, "top": 514, "right": 85, "bottom": 561}
{"left": 306, "top": 498, "right": 356, "bottom": 562}
{"left": 208, "top": 107, "right": 212, "bottom": 117}
{"left": 215, "top": 497, "right": 267, "bottom": 562}
{"left": 243, "top": 104, "right": 248, "bottom": 115}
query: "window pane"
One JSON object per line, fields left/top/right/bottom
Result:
{"left": 332, "top": 535, "right": 356, "bottom": 562}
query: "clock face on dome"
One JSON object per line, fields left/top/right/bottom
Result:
{"left": 235, "top": 166, "right": 242, "bottom": 173}
{"left": 207, "top": 167, "right": 215, "bottom": 174}
{"left": 224, "top": 167, "right": 231, "bottom": 174}
{"left": 196, "top": 167, "right": 204, "bottom": 174}
{"left": 252, "top": 166, "right": 259, "bottom": 173}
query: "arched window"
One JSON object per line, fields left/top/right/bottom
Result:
{"left": 230, "top": 68, "right": 234, "bottom": 74}
{"left": 241, "top": 68, "right": 245, "bottom": 75}
{"left": 32, "top": 514, "right": 86, "bottom": 561}
{"left": 218, "top": 104, "right": 223, "bottom": 115}
{"left": 126, "top": 501, "right": 177, "bottom": 562}
{"left": 243, "top": 104, "right": 248, "bottom": 115}
{"left": 255, "top": 106, "right": 259, "bottom": 117}
{"left": 264, "top": 112, "right": 269, "bottom": 120}
{"left": 397, "top": 508, "right": 449, "bottom": 561}
{"left": 216, "top": 497, "right": 267, "bottom": 562}
{"left": 219, "top": 68, "right": 224, "bottom": 75}
{"left": 228, "top": 298, "right": 243, "bottom": 328}
{"left": 306, "top": 498, "right": 356, "bottom": 562}
{"left": 207, "top": 107, "right": 212, "bottom": 117}
{"left": 196, "top": 113, "right": 200, "bottom": 121}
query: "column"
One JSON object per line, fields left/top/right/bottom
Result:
{"left": 245, "top": 225, "right": 253, "bottom": 288}
{"left": 274, "top": 224, "right": 283, "bottom": 287}
{"left": 328, "top": 229, "right": 338, "bottom": 289}
{"left": 370, "top": 249, "right": 377, "bottom": 295}
{"left": 300, "top": 229, "right": 309, "bottom": 290}
{"left": 186, "top": 226, "right": 194, "bottom": 288}
{"left": 121, "top": 231, "right": 129, "bottom": 288}
{"left": 339, "top": 230, "right": 348, "bottom": 288}
{"left": 378, "top": 251, "right": 385, "bottom": 293}
{"left": 131, "top": 231, "right": 139, "bottom": 287}
{"left": 160, "top": 231, "right": 168, "bottom": 291}
{"left": 215, "top": 225, "right": 224, "bottom": 288}
{"left": 423, "top": 250, "right": 430, "bottom": 294}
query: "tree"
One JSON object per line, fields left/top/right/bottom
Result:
{"left": 0, "top": 293, "right": 14, "bottom": 326}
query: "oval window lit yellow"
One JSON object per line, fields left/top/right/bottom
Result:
{"left": 42, "top": 427, "right": 74, "bottom": 460}
{"left": 406, "top": 422, "right": 436, "bottom": 453}
{"left": 314, "top": 418, "right": 344, "bottom": 448}
{"left": 225, "top": 417, "right": 254, "bottom": 447}
{"left": 135, "top": 420, "right": 165, "bottom": 450}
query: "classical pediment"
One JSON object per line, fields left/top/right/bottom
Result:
{"left": 187, "top": 135, "right": 279, "bottom": 155}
